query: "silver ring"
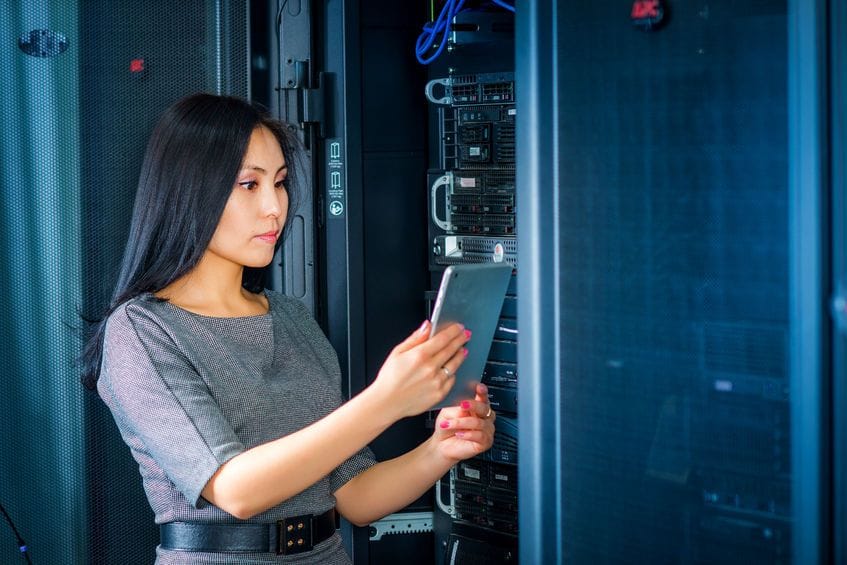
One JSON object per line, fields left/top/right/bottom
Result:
{"left": 484, "top": 405, "right": 492, "bottom": 419}
{"left": 441, "top": 366, "right": 451, "bottom": 377}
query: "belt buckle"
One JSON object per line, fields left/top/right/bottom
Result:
{"left": 277, "top": 514, "right": 313, "bottom": 555}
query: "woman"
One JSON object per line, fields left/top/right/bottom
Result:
{"left": 80, "top": 93, "right": 495, "bottom": 564}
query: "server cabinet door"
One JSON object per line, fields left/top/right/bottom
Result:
{"left": 1, "top": 2, "right": 250, "bottom": 564}
{"left": 517, "top": 1, "right": 833, "bottom": 563}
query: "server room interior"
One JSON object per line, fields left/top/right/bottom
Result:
{"left": 3, "top": 0, "right": 841, "bottom": 564}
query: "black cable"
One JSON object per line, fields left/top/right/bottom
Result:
{"left": 0, "top": 501, "right": 32, "bottom": 564}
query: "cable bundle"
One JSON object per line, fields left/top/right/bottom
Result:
{"left": 415, "top": 1, "right": 516, "bottom": 65}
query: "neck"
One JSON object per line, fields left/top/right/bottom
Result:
{"left": 156, "top": 253, "right": 266, "bottom": 317}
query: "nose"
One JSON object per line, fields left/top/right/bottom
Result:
{"left": 259, "top": 183, "right": 283, "bottom": 218}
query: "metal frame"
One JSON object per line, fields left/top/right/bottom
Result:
{"left": 830, "top": 0, "right": 847, "bottom": 561}
{"left": 515, "top": 1, "right": 564, "bottom": 563}
{"left": 789, "top": 0, "right": 832, "bottom": 563}
{"left": 315, "top": 0, "right": 369, "bottom": 562}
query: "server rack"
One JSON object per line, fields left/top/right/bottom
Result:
{"left": 425, "top": 69, "right": 519, "bottom": 564}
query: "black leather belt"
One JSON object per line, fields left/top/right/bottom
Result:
{"left": 159, "top": 508, "right": 337, "bottom": 555}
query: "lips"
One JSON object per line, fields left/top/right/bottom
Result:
{"left": 255, "top": 230, "right": 279, "bottom": 243}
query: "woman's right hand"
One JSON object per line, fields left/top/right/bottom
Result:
{"left": 370, "top": 320, "right": 471, "bottom": 420}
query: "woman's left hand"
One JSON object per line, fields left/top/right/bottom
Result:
{"left": 431, "top": 383, "right": 496, "bottom": 463}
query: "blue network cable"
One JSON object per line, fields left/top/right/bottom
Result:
{"left": 490, "top": 0, "right": 515, "bottom": 12}
{"left": 0, "top": 501, "right": 31, "bottom": 564}
{"left": 416, "top": 0, "right": 516, "bottom": 65}
{"left": 415, "top": 0, "right": 466, "bottom": 65}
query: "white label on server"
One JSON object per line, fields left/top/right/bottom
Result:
{"left": 469, "top": 146, "right": 481, "bottom": 156}
{"left": 463, "top": 467, "right": 481, "bottom": 480}
{"left": 493, "top": 242, "right": 505, "bottom": 263}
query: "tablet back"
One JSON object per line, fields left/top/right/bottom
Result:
{"left": 429, "top": 263, "right": 514, "bottom": 408}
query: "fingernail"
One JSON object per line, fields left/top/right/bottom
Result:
{"left": 463, "top": 348, "right": 468, "bottom": 357}
{"left": 464, "top": 329, "right": 472, "bottom": 339}
{"left": 439, "top": 420, "right": 450, "bottom": 429}
{"left": 461, "top": 401, "right": 471, "bottom": 410}
{"left": 479, "top": 383, "right": 488, "bottom": 393}
{"left": 418, "top": 320, "right": 429, "bottom": 334}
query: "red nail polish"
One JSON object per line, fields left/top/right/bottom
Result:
{"left": 463, "top": 348, "right": 469, "bottom": 357}
{"left": 464, "top": 329, "right": 472, "bottom": 339}
{"left": 439, "top": 420, "right": 450, "bottom": 429}
{"left": 461, "top": 401, "right": 471, "bottom": 410}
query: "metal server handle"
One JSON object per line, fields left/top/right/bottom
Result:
{"left": 431, "top": 173, "right": 453, "bottom": 232}
{"left": 425, "top": 77, "right": 452, "bottom": 105}
{"left": 434, "top": 468, "right": 457, "bottom": 517}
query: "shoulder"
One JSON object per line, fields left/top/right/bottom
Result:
{"left": 99, "top": 295, "right": 196, "bottom": 389}
{"left": 105, "top": 294, "right": 168, "bottom": 335}
{"left": 102, "top": 294, "right": 185, "bottom": 356}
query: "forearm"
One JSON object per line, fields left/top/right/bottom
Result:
{"left": 333, "top": 436, "right": 456, "bottom": 526}
{"left": 202, "top": 385, "right": 394, "bottom": 519}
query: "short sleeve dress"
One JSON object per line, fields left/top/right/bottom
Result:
{"left": 97, "top": 290, "right": 376, "bottom": 564}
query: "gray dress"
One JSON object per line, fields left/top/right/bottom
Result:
{"left": 98, "top": 291, "right": 376, "bottom": 564}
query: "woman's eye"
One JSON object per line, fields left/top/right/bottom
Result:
{"left": 275, "top": 178, "right": 288, "bottom": 189}
{"left": 238, "top": 180, "right": 258, "bottom": 190}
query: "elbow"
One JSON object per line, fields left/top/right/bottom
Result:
{"left": 202, "top": 485, "right": 263, "bottom": 520}
{"left": 227, "top": 504, "right": 260, "bottom": 521}
{"left": 346, "top": 515, "right": 370, "bottom": 528}
{"left": 335, "top": 497, "right": 373, "bottom": 528}
{"left": 336, "top": 504, "right": 374, "bottom": 528}
{"left": 211, "top": 495, "right": 262, "bottom": 520}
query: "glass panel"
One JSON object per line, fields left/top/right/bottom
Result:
{"left": 556, "top": 3, "right": 790, "bottom": 563}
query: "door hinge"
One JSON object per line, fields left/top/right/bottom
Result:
{"left": 284, "top": 60, "right": 325, "bottom": 138}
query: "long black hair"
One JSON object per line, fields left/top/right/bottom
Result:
{"left": 80, "top": 93, "right": 301, "bottom": 389}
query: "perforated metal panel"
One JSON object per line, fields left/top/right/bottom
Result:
{"left": 1, "top": 2, "right": 249, "bottom": 563}
{"left": 0, "top": 3, "right": 86, "bottom": 562}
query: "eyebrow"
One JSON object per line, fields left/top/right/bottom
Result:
{"left": 240, "top": 164, "right": 288, "bottom": 174}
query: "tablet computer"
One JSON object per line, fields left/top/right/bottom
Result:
{"left": 429, "top": 263, "right": 513, "bottom": 409}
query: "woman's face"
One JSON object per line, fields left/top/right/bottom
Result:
{"left": 205, "top": 126, "right": 289, "bottom": 269}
